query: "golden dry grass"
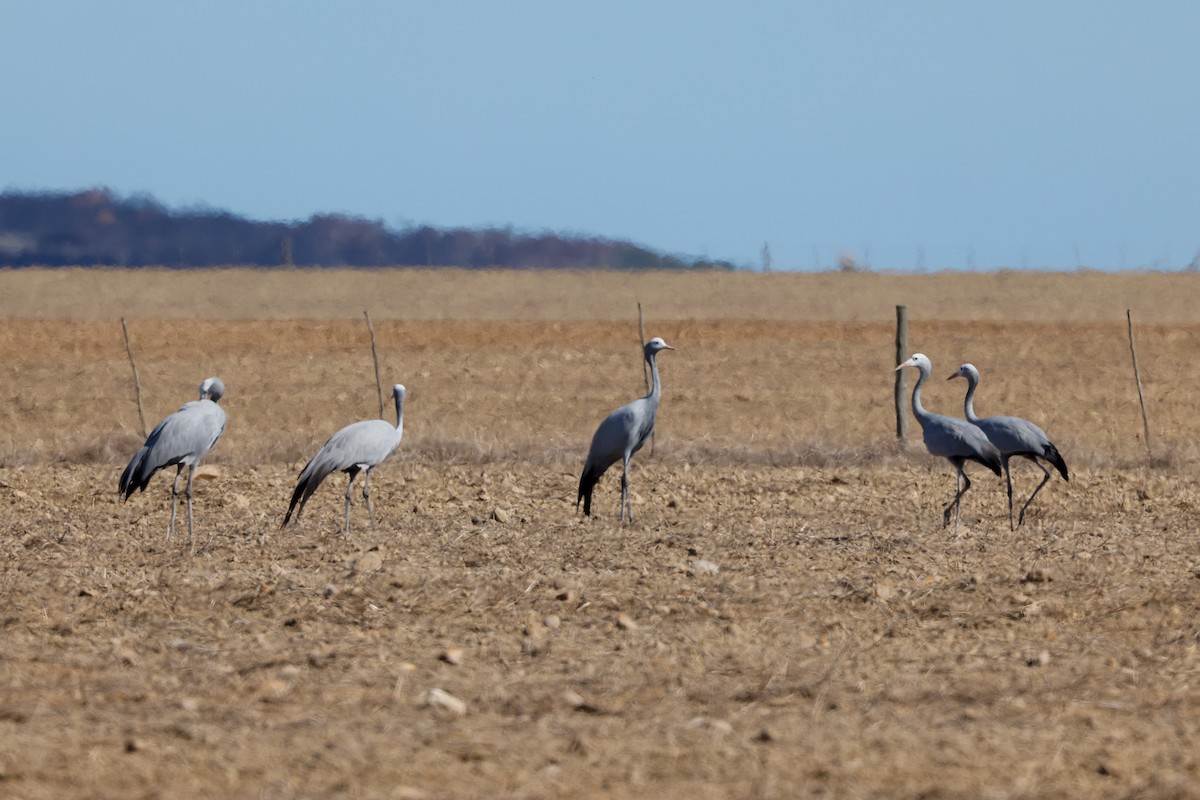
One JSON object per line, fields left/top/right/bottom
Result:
{"left": 4, "top": 265, "right": 1200, "bottom": 322}
{"left": 1, "top": 268, "right": 1199, "bottom": 799}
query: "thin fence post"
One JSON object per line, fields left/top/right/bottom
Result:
{"left": 364, "top": 310, "right": 385, "bottom": 419}
{"left": 1126, "top": 309, "right": 1152, "bottom": 457}
{"left": 894, "top": 305, "right": 909, "bottom": 440}
{"left": 121, "top": 317, "right": 148, "bottom": 437}
{"left": 638, "top": 302, "right": 648, "bottom": 391}
{"left": 637, "top": 302, "right": 654, "bottom": 455}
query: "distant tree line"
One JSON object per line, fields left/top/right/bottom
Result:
{"left": 0, "top": 188, "right": 732, "bottom": 270}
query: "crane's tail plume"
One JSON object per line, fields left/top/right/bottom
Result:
{"left": 282, "top": 480, "right": 308, "bottom": 527}
{"left": 118, "top": 456, "right": 139, "bottom": 500}
{"left": 118, "top": 447, "right": 154, "bottom": 500}
{"left": 282, "top": 459, "right": 333, "bottom": 527}
{"left": 980, "top": 445, "right": 1003, "bottom": 477}
{"left": 577, "top": 463, "right": 603, "bottom": 517}
{"left": 1043, "top": 443, "right": 1069, "bottom": 481}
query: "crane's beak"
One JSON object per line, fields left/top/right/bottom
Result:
{"left": 894, "top": 363, "right": 907, "bottom": 372}
{"left": 946, "top": 372, "right": 961, "bottom": 381}
{"left": 663, "top": 344, "right": 676, "bottom": 351}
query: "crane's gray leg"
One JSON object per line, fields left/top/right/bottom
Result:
{"left": 956, "top": 470, "right": 973, "bottom": 535}
{"left": 363, "top": 468, "right": 376, "bottom": 531}
{"left": 168, "top": 464, "right": 184, "bottom": 540}
{"left": 1003, "top": 456, "right": 1015, "bottom": 531}
{"left": 1017, "top": 457, "right": 1053, "bottom": 527}
{"left": 943, "top": 462, "right": 971, "bottom": 535}
{"left": 343, "top": 471, "right": 358, "bottom": 536}
{"left": 619, "top": 454, "right": 632, "bottom": 523}
{"left": 185, "top": 464, "right": 196, "bottom": 553}
{"left": 942, "top": 467, "right": 960, "bottom": 527}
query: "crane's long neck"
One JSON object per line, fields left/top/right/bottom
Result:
{"left": 961, "top": 374, "right": 980, "bottom": 422}
{"left": 910, "top": 366, "right": 933, "bottom": 429}
{"left": 646, "top": 350, "right": 662, "bottom": 407}
{"left": 393, "top": 391, "right": 405, "bottom": 434}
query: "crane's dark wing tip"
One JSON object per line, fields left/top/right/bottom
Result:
{"left": 1044, "top": 443, "right": 1069, "bottom": 481}
{"left": 578, "top": 464, "right": 603, "bottom": 517}
{"left": 283, "top": 485, "right": 307, "bottom": 527}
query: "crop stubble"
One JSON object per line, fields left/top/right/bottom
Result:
{"left": 1, "top": 268, "right": 1199, "bottom": 799}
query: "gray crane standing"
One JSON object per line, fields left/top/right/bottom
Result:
{"left": 948, "top": 363, "right": 1069, "bottom": 529}
{"left": 896, "top": 354, "right": 1002, "bottom": 533}
{"left": 119, "top": 376, "right": 227, "bottom": 549}
{"left": 577, "top": 337, "right": 675, "bottom": 521}
{"left": 283, "top": 383, "right": 406, "bottom": 535}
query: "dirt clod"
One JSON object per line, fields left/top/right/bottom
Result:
{"left": 421, "top": 688, "right": 467, "bottom": 716}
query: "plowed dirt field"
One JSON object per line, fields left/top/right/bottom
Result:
{"left": 1, "top": 268, "right": 1199, "bottom": 799}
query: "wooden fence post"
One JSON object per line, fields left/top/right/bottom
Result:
{"left": 638, "top": 302, "right": 648, "bottom": 391}
{"left": 120, "top": 317, "right": 148, "bottom": 437}
{"left": 1126, "top": 309, "right": 1152, "bottom": 457}
{"left": 364, "top": 310, "right": 385, "bottom": 419}
{"left": 894, "top": 305, "right": 909, "bottom": 440}
{"left": 637, "top": 302, "right": 654, "bottom": 455}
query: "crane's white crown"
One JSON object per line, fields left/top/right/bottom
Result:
{"left": 948, "top": 363, "right": 980, "bottom": 381}
{"left": 200, "top": 377, "right": 225, "bottom": 402}
{"left": 896, "top": 353, "right": 931, "bottom": 373}
{"left": 645, "top": 336, "right": 674, "bottom": 352}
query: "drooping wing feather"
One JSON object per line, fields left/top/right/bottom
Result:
{"left": 974, "top": 414, "right": 1048, "bottom": 456}
{"left": 577, "top": 397, "right": 656, "bottom": 513}
{"left": 976, "top": 415, "right": 1068, "bottom": 481}
{"left": 119, "top": 400, "right": 227, "bottom": 498}
{"left": 921, "top": 414, "right": 1002, "bottom": 475}
{"left": 284, "top": 419, "right": 401, "bottom": 524}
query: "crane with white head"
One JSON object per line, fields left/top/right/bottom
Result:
{"left": 577, "top": 337, "right": 674, "bottom": 522}
{"left": 948, "top": 363, "right": 1068, "bottom": 529}
{"left": 119, "top": 376, "right": 227, "bottom": 549}
{"left": 283, "top": 383, "right": 406, "bottom": 535}
{"left": 895, "top": 354, "right": 1001, "bottom": 533}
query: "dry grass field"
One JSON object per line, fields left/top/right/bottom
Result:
{"left": 1, "top": 268, "right": 1199, "bottom": 799}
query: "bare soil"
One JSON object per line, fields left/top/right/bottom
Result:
{"left": 1, "top": 269, "right": 1199, "bottom": 799}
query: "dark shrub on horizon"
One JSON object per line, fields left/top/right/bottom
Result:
{"left": 0, "top": 188, "right": 732, "bottom": 270}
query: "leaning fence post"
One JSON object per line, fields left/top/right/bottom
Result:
{"left": 364, "top": 310, "right": 385, "bottom": 419}
{"left": 121, "top": 317, "right": 148, "bottom": 437}
{"left": 637, "top": 302, "right": 655, "bottom": 455}
{"left": 894, "top": 305, "right": 909, "bottom": 440}
{"left": 1126, "top": 309, "right": 1152, "bottom": 457}
{"left": 638, "top": 302, "right": 648, "bottom": 391}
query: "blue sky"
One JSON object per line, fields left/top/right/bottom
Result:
{"left": 3, "top": 1, "right": 1198, "bottom": 270}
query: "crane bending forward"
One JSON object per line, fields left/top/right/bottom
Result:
{"left": 948, "top": 363, "right": 1068, "bottom": 529}
{"left": 119, "top": 377, "right": 227, "bottom": 549}
{"left": 283, "top": 384, "right": 405, "bottom": 535}
{"left": 577, "top": 337, "right": 675, "bottom": 522}
{"left": 896, "top": 354, "right": 1001, "bottom": 533}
